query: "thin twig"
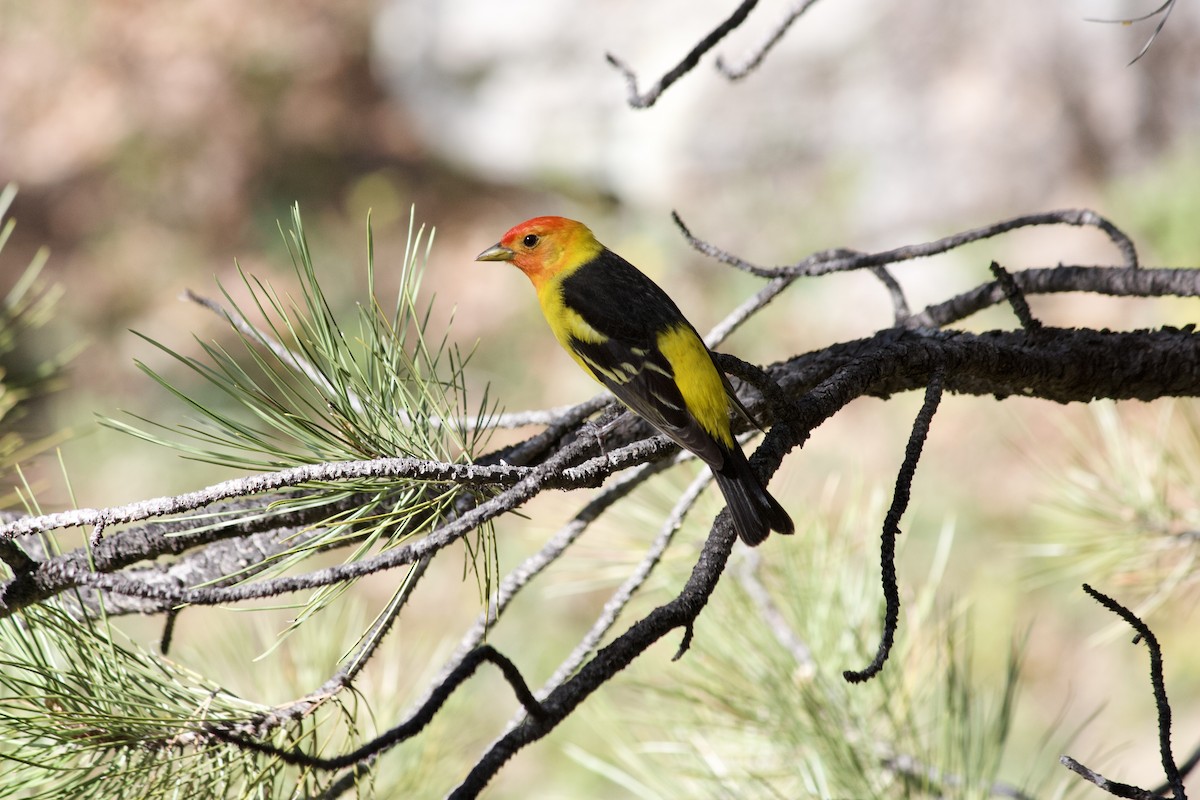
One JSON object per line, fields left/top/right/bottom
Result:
{"left": 477, "top": 402, "right": 601, "bottom": 430}
{"left": 884, "top": 753, "right": 1039, "bottom": 800}
{"left": 168, "top": 556, "right": 431, "bottom": 753}
{"left": 89, "top": 518, "right": 106, "bottom": 549}
{"left": 913, "top": 265, "right": 1200, "bottom": 328}
{"left": 1153, "top": 740, "right": 1200, "bottom": 798}
{"left": 413, "top": 457, "right": 677, "bottom": 713}
{"left": 2, "top": 436, "right": 676, "bottom": 542}
{"left": 1063, "top": 584, "right": 1186, "bottom": 800}
{"left": 735, "top": 549, "right": 815, "bottom": 672}
{"left": 703, "top": 275, "right": 796, "bottom": 348}
{"left": 871, "top": 265, "right": 912, "bottom": 326}
{"left": 1060, "top": 756, "right": 1161, "bottom": 800}
{"left": 493, "top": 394, "right": 610, "bottom": 466}
{"left": 159, "top": 608, "right": 180, "bottom": 655}
{"left": 246, "top": 556, "right": 432, "bottom": 736}
{"left": 674, "top": 209, "right": 1140, "bottom": 279}
{"left": 453, "top": 509, "right": 742, "bottom": 797}
{"left": 989, "top": 261, "right": 1042, "bottom": 331}
{"left": 327, "top": 557, "right": 430, "bottom": 689}
{"left": 1085, "top": 0, "right": 1177, "bottom": 65}
{"left": 714, "top": 352, "right": 796, "bottom": 432}
{"left": 0, "top": 457, "right": 521, "bottom": 540}
{"left": 534, "top": 468, "right": 713, "bottom": 698}
{"left": 716, "top": 0, "right": 825, "bottom": 80}
{"left": 210, "top": 645, "right": 545, "bottom": 771}
{"left": 606, "top": 0, "right": 760, "bottom": 108}
{"left": 845, "top": 366, "right": 945, "bottom": 683}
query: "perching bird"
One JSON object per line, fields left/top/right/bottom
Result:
{"left": 477, "top": 216, "right": 793, "bottom": 546}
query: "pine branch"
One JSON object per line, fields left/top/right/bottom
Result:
{"left": 4, "top": 202, "right": 1199, "bottom": 798}
{"left": 4, "top": 324, "right": 1198, "bottom": 619}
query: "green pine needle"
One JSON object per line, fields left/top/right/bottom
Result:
{"left": 102, "top": 204, "right": 500, "bottom": 630}
{"left": 0, "top": 600, "right": 351, "bottom": 799}
{"left": 0, "top": 184, "right": 76, "bottom": 507}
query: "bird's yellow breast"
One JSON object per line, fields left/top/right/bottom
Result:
{"left": 537, "top": 283, "right": 604, "bottom": 373}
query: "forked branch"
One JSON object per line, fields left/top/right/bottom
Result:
{"left": 1061, "top": 584, "right": 1186, "bottom": 799}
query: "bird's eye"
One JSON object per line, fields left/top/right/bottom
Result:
{"left": 522, "top": 234, "right": 539, "bottom": 248}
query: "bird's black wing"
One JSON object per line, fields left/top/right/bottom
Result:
{"left": 560, "top": 252, "right": 728, "bottom": 470}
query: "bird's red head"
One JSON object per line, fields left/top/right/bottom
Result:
{"left": 476, "top": 216, "right": 603, "bottom": 288}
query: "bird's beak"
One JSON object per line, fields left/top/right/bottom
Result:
{"left": 475, "top": 243, "right": 514, "bottom": 262}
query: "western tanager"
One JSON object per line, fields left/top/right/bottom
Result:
{"left": 477, "top": 216, "right": 793, "bottom": 546}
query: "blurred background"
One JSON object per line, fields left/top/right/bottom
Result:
{"left": 2, "top": 0, "right": 1199, "bottom": 796}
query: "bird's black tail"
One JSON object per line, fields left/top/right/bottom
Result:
{"left": 713, "top": 447, "right": 793, "bottom": 546}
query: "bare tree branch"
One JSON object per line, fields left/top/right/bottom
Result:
{"left": 735, "top": 548, "right": 815, "bottom": 672}
{"left": 535, "top": 466, "right": 712, "bottom": 696}
{"left": 845, "top": 367, "right": 944, "bottom": 683}
{"left": 673, "top": 208, "right": 1140, "bottom": 278}
{"left": 913, "top": 265, "right": 1200, "bottom": 328}
{"left": 0, "top": 494, "right": 356, "bottom": 616}
{"left": 452, "top": 510, "right": 744, "bottom": 797}
{"left": 703, "top": 274, "right": 796, "bottom": 347}
{"left": 716, "top": 0, "right": 825, "bottom": 79}
{"left": 884, "top": 753, "right": 1040, "bottom": 800}
{"left": 0, "top": 457, "right": 535, "bottom": 541}
{"left": 607, "top": 0, "right": 760, "bottom": 108}
{"left": 411, "top": 455, "right": 679, "bottom": 714}
{"left": 871, "top": 265, "right": 912, "bottom": 325}
{"left": 1061, "top": 756, "right": 1162, "bottom": 800}
{"left": 209, "top": 645, "right": 546, "bottom": 770}
{"left": 1086, "top": 0, "right": 1179, "bottom": 64}
{"left": 1062, "top": 584, "right": 1187, "bottom": 800}
{"left": 989, "top": 260, "right": 1043, "bottom": 331}
{"left": 1153, "top": 741, "right": 1200, "bottom": 797}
